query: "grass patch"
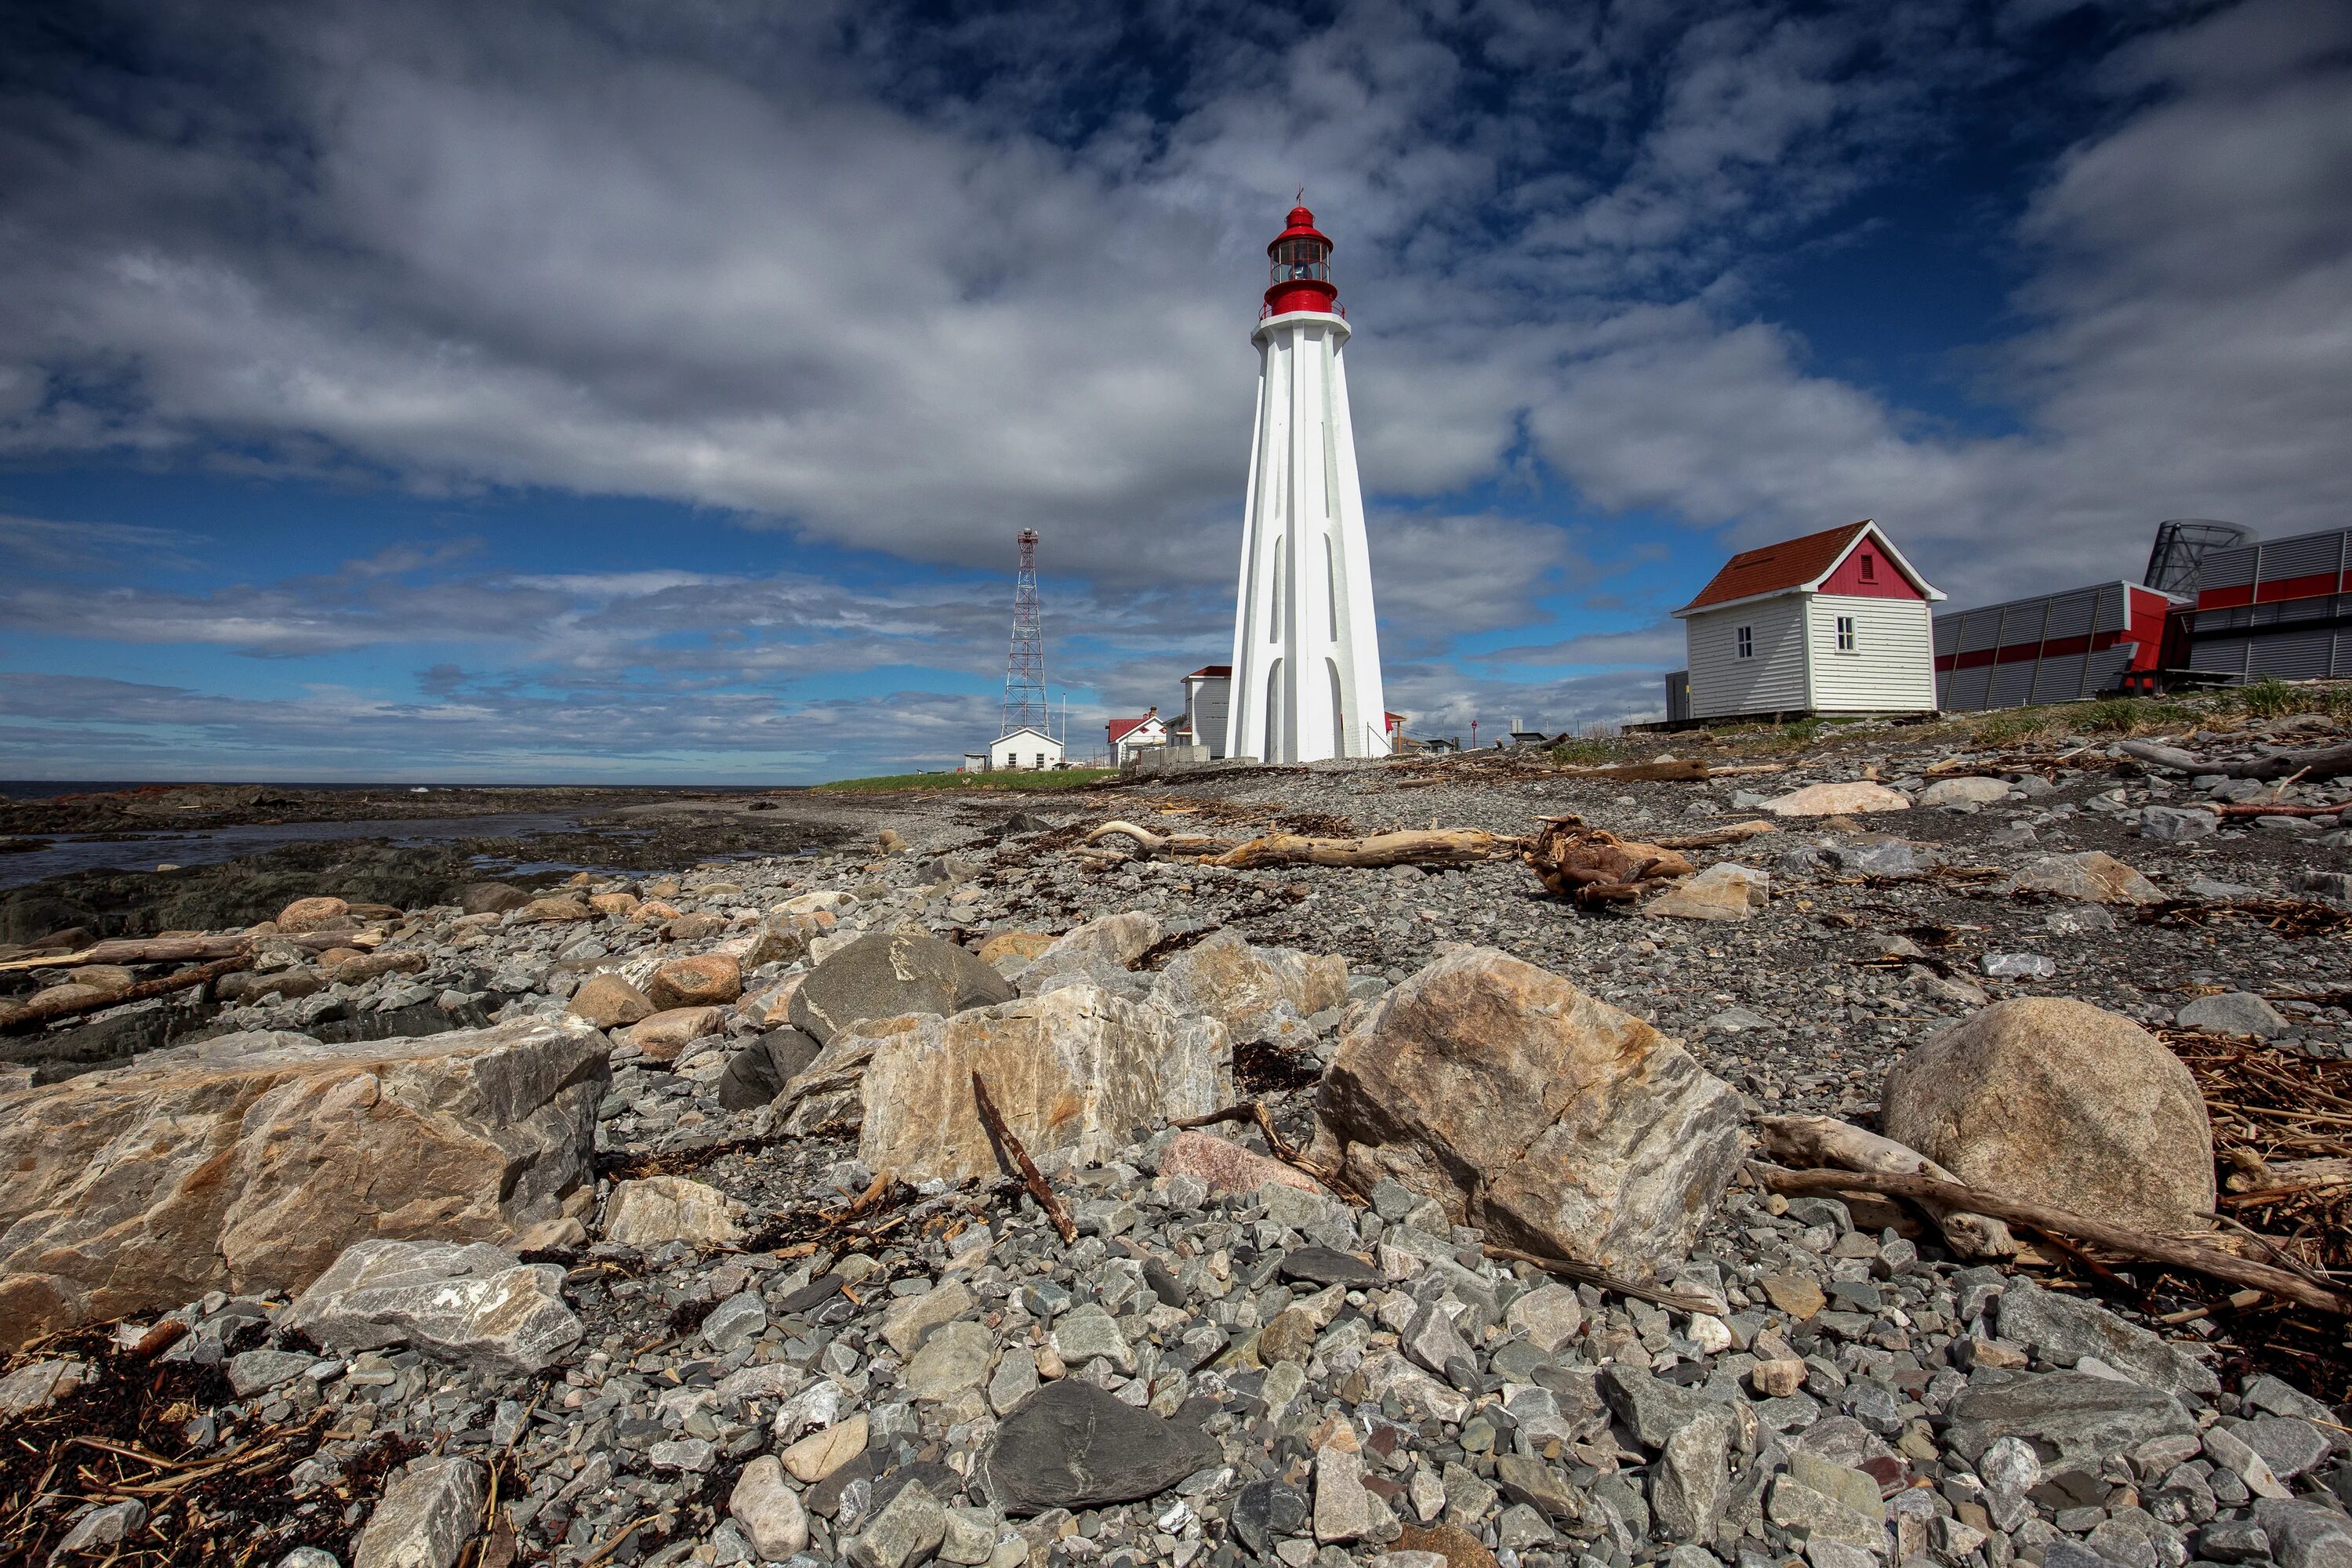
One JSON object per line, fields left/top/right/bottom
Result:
{"left": 1762, "top": 718, "right": 1824, "bottom": 752}
{"left": 1548, "top": 736, "right": 1618, "bottom": 766}
{"left": 1969, "top": 709, "right": 2058, "bottom": 747}
{"left": 815, "top": 768, "right": 1120, "bottom": 793}
{"left": 2233, "top": 677, "right": 2303, "bottom": 720}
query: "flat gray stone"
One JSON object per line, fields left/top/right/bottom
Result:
{"left": 850, "top": 1479, "right": 949, "bottom": 1568}
{"left": 2139, "top": 805, "right": 2219, "bottom": 842}
{"left": 1995, "top": 1279, "right": 2219, "bottom": 1398}
{"left": 1944, "top": 1371, "right": 2195, "bottom": 1465}
{"left": 283, "top": 1239, "right": 581, "bottom": 1375}
{"left": 2255, "top": 1498, "right": 2352, "bottom": 1568}
{"left": 982, "top": 1380, "right": 1219, "bottom": 1515}
{"left": 352, "top": 1456, "right": 485, "bottom": 1568}
{"left": 227, "top": 1348, "right": 315, "bottom": 1398}
{"left": 1047, "top": 1303, "right": 1132, "bottom": 1372}
{"left": 904, "top": 1319, "right": 994, "bottom": 1400}
{"left": 2241, "top": 1417, "right": 2334, "bottom": 1480}
{"left": 702, "top": 1289, "right": 769, "bottom": 1352}
{"left": 1600, "top": 1364, "right": 1722, "bottom": 1450}
{"left": 2176, "top": 992, "right": 2289, "bottom": 1038}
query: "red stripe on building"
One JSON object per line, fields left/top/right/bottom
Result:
{"left": 1935, "top": 630, "right": 2129, "bottom": 673}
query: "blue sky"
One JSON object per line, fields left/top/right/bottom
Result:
{"left": 2, "top": 0, "right": 2348, "bottom": 782}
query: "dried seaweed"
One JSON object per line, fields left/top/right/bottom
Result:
{"left": 0, "top": 1323, "right": 402, "bottom": 1565}
{"left": 2136, "top": 898, "right": 2352, "bottom": 940}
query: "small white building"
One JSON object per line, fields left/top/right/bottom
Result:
{"left": 1671, "top": 521, "right": 1943, "bottom": 722}
{"left": 1178, "top": 666, "right": 1232, "bottom": 759}
{"left": 987, "top": 726, "right": 1064, "bottom": 771}
{"left": 1107, "top": 710, "right": 1168, "bottom": 767}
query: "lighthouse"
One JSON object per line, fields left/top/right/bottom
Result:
{"left": 1223, "top": 205, "right": 1389, "bottom": 764}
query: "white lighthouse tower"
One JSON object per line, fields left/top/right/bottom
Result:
{"left": 1224, "top": 204, "right": 1388, "bottom": 764}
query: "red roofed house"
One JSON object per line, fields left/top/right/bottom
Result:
{"left": 1107, "top": 708, "right": 1168, "bottom": 767}
{"left": 1671, "top": 521, "right": 1943, "bottom": 722}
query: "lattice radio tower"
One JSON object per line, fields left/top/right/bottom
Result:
{"left": 1001, "top": 529, "right": 1050, "bottom": 739}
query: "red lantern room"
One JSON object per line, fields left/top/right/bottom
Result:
{"left": 1264, "top": 204, "right": 1338, "bottom": 317}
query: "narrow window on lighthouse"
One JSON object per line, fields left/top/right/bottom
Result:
{"left": 1270, "top": 547, "right": 1283, "bottom": 641}
{"left": 1328, "top": 659, "right": 1345, "bottom": 757}
{"left": 1265, "top": 659, "right": 1284, "bottom": 757}
{"left": 1323, "top": 351, "right": 1339, "bottom": 519}
{"left": 1324, "top": 535, "right": 1338, "bottom": 639}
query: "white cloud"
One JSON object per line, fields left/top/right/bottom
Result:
{"left": 2, "top": 0, "right": 2348, "bottom": 758}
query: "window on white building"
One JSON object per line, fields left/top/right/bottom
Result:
{"left": 1035, "top": 754, "right": 1046, "bottom": 768}
{"left": 1736, "top": 626, "right": 1753, "bottom": 659}
{"left": 1836, "top": 615, "right": 1857, "bottom": 653}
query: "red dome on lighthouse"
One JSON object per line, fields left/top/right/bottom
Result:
{"left": 1264, "top": 203, "right": 1339, "bottom": 318}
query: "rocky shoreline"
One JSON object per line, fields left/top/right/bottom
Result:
{"left": 2, "top": 702, "right": 2350, "bottom": 1568}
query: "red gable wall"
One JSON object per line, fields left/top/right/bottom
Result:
{"left": 1817, "top": 538, "right": 1925, "bottom": 600}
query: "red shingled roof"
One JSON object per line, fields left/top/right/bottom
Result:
{"left": 1107, "top": 715, "right": 1160, "bottom": 744}
{"left": 1677, "top": 521, "right": 1875, "bottom": 613}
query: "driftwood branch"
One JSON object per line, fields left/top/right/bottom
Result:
{"left": 1552, "top": 759, "right": 1710, "bottom": 782}
{"left": 1650, "top": 822, "right": 1777, "bottom": 849}
{"left": 2211, "top": 800, "right": 2352, "bottom": 819}
{"left": 1083, "top": 822, "right": 1236, "bottom": 858}
{"left": 0, "top": 955, "right": 251, "bottom": 1034}
{"left": 0, "top": 931, "right": 356, "bottom": 977}
{"left": 1754, "top": 1115, "right": 2017, "bottom": 1258}
{"left": 1084, "top": 821, "right": 1519, "bottom": 869}
{"left": 1754, "top": 1163, "right": 2352, "bottom": 1316}
{"left": 1167, "top": 1102, "right": 1374, "bottom": 1204}
{"left": 1211, "top": 829, "right": 1515, "bottom": 869}
{"left": 972, "top": 1071, "right": 1076, "bottom": 1243}
{"left": 2120, "top": 739, "right": 2352, "bottom": 782}
{"left": 1481, "top": 1244, "right": 1721, "bottom": 1313}
{"left": 1170, "top": 1102, "right": 1303, "bottom": 1163}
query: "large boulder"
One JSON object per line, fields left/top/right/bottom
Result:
{"left": 568, "top": 971, "right": 655, "bottom": 1029}
{"left": 461, "top": 882, "right": 532, "bottom": 916}
{"left": 2005, "top": 851, "right": 2163, "bottom": 905}
{"left": 0, "top": 1018, "right": 608, "bottom": 1349}
{"left": 858, "top": 985, "right": 1229, "bottom": 1183}
{"left": 283, "top": 1239, "right": 582, "bottom": 1374}
{"left": 1762, "top": 782, "right": 1911, "bottom": 816}
{"left": 1038, "top": 913, "right": 1162, "bottom": 971}
{"left": 1147, "top": 929, "right": 1347, "bottom": 1043}
{"left": 717, "top": 1027, "right": 822, "bottom": 1111}
{"left": 790, "top": 930, "right": 1013, "bottom": 1044}
{"left": 1305, "top": 949, "right": 1744, "bottom": 1278}
{"left": 601, "top": 1174, "right": 745, "bottom": 1248}
{"left": 648, "top": 953, "right": 742, "bottom": 1010}
{"left": 1644, "top": 863, "right": 1768, "bottom": 921}
{"left": 1881, "top": 997, "right": 2213, "bottom": 1232}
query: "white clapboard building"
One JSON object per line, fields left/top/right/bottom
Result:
{"left": 1671, "top": 521, "right": 1943, "bottom": 722}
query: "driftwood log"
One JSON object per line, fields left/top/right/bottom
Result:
{"left": 1210, "top": 829, "right": 1513, "bottom": 869}
{"left": 1649, "top": 822, "right": 1777, "bottom": 850}
{"left": 2210, "top": 800, "right": 2352, "bottom": 818}
{"left": 0, "top": 931, "right": 358, "bottom": 977}
{"left": 0, "top": 955, "right": 252, "bottom": 1035}
{"left": 1084, "top": 821, "right": 1516, "bottom": 869}
{"left": 2222, "top": 1156, "right": 2352, "bottom": 1204}
{"left": 2120, "top": 739, "right": 2352, "bottom": 782}
{"left": 1755, "top": 1163, "right": 2352, "bottom": 1316}
{"left": 1754, "top": 1115, "right": 2017, "bottom": 1258}
{"left": 1554, "top": 759, "right": 1710, "bottom": 782}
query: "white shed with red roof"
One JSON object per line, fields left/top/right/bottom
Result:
{"left": 1671, "top": 521, "right": 1943, "bottom": 721}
